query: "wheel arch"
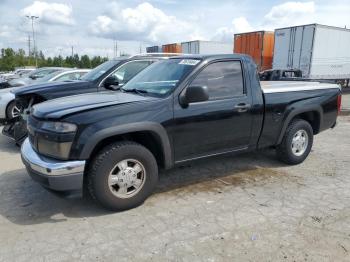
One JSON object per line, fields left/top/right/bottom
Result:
{"left": 277, "top": 106, "right": 322, "bottom": 145}
{"left": 80, "top": 122, "right": 173, "bottom": 169}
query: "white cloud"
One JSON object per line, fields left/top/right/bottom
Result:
{"left": 90, "top": 2, "right": 203, "bottom": 44}
{"left": 0, "top": 25, "right": 11, "bottom": 38}
{"left": 20, "top": 1, "right": 75, "bottom": 26}
{"left": 212, "top": 1, "right": 316, "bottom": 42}
{"left": 263, "top": 1, "right": 315, "bottom": 28}
{"left": 212, "top": 27, "right": 234, "bottom": 43}
{"left": 212, "top": 17, "right": 254, "bottom": 42}
{"left": 233, "top": 17, "right": 254, "bottom": 33}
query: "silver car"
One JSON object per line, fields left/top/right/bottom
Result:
{"left": 0, "top": 69, "right": 90, "bottom": 120}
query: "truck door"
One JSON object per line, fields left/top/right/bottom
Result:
{"left": 172, "top": 60, "right": 253, "bottom": 162}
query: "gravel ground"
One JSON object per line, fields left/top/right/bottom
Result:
{"left": 0, "top": 117, "right": 350, "bottom": 261}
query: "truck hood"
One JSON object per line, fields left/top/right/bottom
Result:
{"left": 32, "top": 92, "right": 156, "bottom": 119}
{"left": 13, "top": 80, "right": 90, "bottom": 96}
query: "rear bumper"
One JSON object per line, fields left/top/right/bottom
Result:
{"left": 21, "top": 138, "right": 86, "bottom": 192}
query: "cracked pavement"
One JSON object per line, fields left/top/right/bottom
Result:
{"left": 0, "top": 116, "right": 350, "bottom": 261}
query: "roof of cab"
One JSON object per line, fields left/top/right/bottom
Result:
{"left": 169, "top": 53, "right": 253, "bottom": 61}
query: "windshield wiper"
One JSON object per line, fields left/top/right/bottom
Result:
{"left": 121, "top": 88, "right": 148, "bottom": 96}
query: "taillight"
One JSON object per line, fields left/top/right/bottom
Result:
{"left": 337, "top": 95, "right": 342, "bottom": 115}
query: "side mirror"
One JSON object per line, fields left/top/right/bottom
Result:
{"left": 104, "top": 75, "right": 120, "bottom": 90}
{"left": 179, "top": 86, "right": 209, "bottom": 107}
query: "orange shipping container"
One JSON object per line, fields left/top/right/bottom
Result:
{"left": 162, "top": 43, "right": 182, "bottom": 53}
{"left": 234, "top": 31, "right": 274, "bottom": 71}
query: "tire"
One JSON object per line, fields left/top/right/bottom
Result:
{"left": 6, "top": 101, "right": 21, "bottom": 119}
{"left": 276, "top": 119, "right": 314, "bottom": 165}
{"left": 87, "top": 141, "right": 158, "bottom": 211}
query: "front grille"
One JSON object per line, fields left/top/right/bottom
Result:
{"left": 27, "top": 115, "right": 41, "bottom": 129}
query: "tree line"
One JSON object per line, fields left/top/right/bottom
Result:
{"left": 0, "top": 48, "right": 109, "bottom": 71}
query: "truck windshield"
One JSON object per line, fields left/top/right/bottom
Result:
{"left": 81, "top": 60, "right": 120, "bottom": 81}
{"left": 121, "top": 58, "right": 201, "bottom": 97}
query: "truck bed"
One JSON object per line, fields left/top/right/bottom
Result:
{"left": 258, "top": 80, "right": 340, "bottom": 149}
{"left": 261, "top": 81, "right": 340, "bottom": 93}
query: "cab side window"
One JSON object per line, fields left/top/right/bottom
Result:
{"left": 109, "top": 61, "right": 152, "bottom": 85}
{"left": 190, "top": 61, "right": 244, "bottom": 100}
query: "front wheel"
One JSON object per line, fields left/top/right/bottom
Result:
{"left": 6, "top": 101, "right": 21, "bottom": 119}
{"left": 276, "top": 119, "right": 314, "bottom": 165}
{"left": 87, "top": 141, "right": 158, "bottom": 211}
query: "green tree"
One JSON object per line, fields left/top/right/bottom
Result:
{"left": 72, "top": 54, "right": 80, "bottom": 67}
{"left": 52, "top": 55, "right": 64, "bottom": 67}
{"left": 46, "top": 57, "right": 53, "bottom": 66}
{"left": 0, "top": 47, "right": 108, "bottom": 71}
{"left": 0, "top": 48, "right": 16, "bottom": 71}
{"left": 80, "top": 55, "right": 91, "bottom": 68}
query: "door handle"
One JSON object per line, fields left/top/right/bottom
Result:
{"left": 234, "top": 103, "right": 251, "bottom": 113}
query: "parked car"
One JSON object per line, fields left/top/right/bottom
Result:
{"left": 0, "top": 67, "right": 65, "bottom": 89}
{"left": 0, "top": 68, "right": 36, "bottom": 82}
{"left": 0, "top": 69, "right": 90, "bottom": 124}
{"left": 28, "top": 68, "right": 90, "bottom": 84}
{"left": 8, "top": 54, "right": 178, "bottom": 144}
{"left": 21, "top": 54, "right": 341, "bottom": 211}
{"left": 259, "top": 69, "right": 302, "bottom": 81}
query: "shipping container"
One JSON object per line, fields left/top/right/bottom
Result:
{"left": 181, "top": 40, "right": 232, "bottom": 54}
{"left": 162, "top": 43, "right": 182, "bottom": 53}
{"left": 234, "top": 31, "right": 274, "bottom": 71}
{"left": 273, "top": 24, "right": 350, "bottom": 80}
{"left": 146, "top": 46, "right": 162, "bottom": 53}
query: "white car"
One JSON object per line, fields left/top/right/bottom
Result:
{"left": 0, "top": 68, "right": 36, "bottom": 82}
{"left": 0, "top": 69, "right": 90, "bottom": 120}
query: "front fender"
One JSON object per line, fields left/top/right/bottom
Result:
{"left": 78, "top": 122, "right": 173, "bottom": 169}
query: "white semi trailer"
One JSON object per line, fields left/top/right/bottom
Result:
{"left": 181, "top": 40, "right": 233, "bottom": 55}
{"left": 273, "top": 24, "right": 350, "bottom": 86}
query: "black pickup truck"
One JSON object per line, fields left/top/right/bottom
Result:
{"left": 21, "top": 54, "right": 342, "bottom": 211}
{"left": 5, "top": 54, "right": 170, "bottom": 144}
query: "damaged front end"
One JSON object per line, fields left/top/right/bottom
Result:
{"left": 2, "top": 118, "right": 28, "bottom": 146}
{"left": 2, "top": 96, "right": 35, "bottom": 146}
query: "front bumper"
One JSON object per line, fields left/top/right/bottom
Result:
{"left": 21, "top": 138, "right": 86, "bottom": 192}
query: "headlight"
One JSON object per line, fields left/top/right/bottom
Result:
{"left": 41, "top": 122, "right": 77, "bottom": 133}
{"left": 37, "top": 140, "right": 73, "bottom": 160}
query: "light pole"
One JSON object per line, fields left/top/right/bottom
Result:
{"left": 26, "top": 15, "right": 39, "bottom": 67}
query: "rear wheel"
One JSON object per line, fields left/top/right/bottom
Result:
{"left": 87, "top": 141, "right": 158, "bottom": 211}
{"left": 276, "top": 119, "right": 314, "bottom": 165}
{"left": 6, "top": 101, "right": 21, "bottom": 119}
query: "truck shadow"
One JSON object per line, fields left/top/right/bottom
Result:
{"left": 0, "top": 149, "right": 289, "bottom": 226}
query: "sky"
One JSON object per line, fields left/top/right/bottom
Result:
{"left": 0, "top": 0, "right": 349, "bottom": 58}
